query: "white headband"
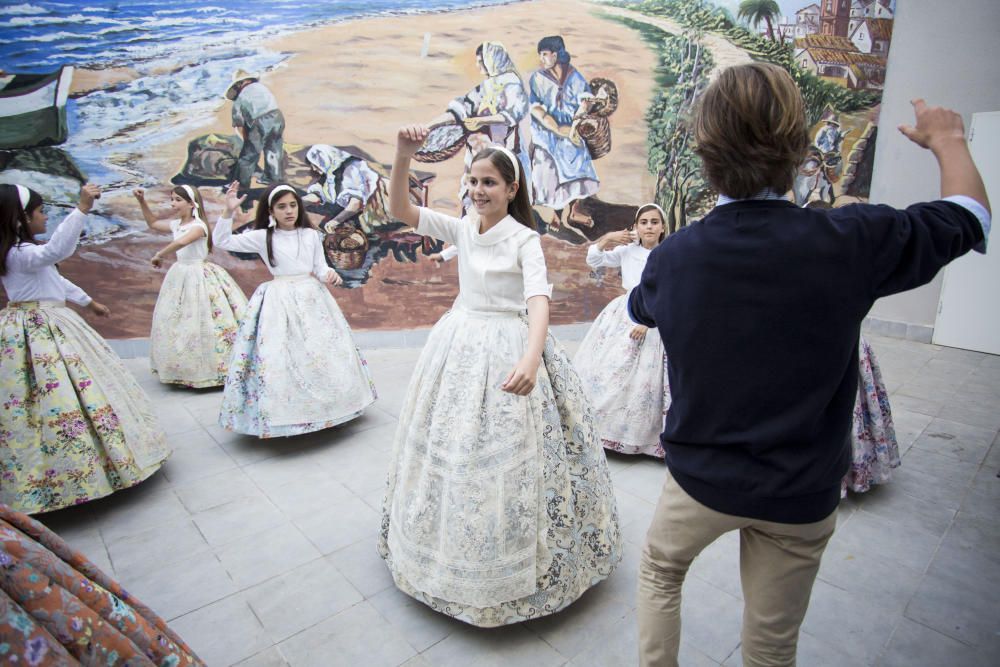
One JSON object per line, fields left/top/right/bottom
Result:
{"left": 489, "top": 145, "right": 520, "bottom": 183}
{"left": 180, "top": 184, "right": 203, "bottom": 220}
{"left": 635, "top": 203, "right": 666, "bottom": 223}
{"left": 15, "top": 185, "right": 30, "bottom": 211}
{"left": 267, "top": 185, "right": 297, "bottom": 228}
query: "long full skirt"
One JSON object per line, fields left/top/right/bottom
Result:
{"left": 150, "top": 259, "right": 248, "bottom": 388}
{"left": 0, "top": 302, "right": 169, "bottom": 514}
{"left": 0, "top": 503, "right": 205, "bottom": 665}
{"left": 219, "top": 276, "right": 377, "bottom": 438}
{"left": 843, "top": 337, "right": 900, "bottom": 494}
{"left": 574, "top": 294, "right": 670, "bottom": 458}
{"left": 378, "top": 307, "right": 622, "bottom": 627}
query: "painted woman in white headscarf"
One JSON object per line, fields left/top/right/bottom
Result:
{"left": 303, "top": 144, "right": 383, "bottom": 233}
{"left": 433, "top": 41, "right": 532, "bottom": 206}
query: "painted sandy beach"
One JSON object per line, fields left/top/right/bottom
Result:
{"left": 26, "top": 0, "right": 667, "bottom": 338}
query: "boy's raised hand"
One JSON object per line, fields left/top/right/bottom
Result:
{"left": 898, "top": 99, "right": 966, "bottom": 152}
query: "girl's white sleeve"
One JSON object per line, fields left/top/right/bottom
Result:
{"left": 60, "top": 275, "right": 92, "bottom": 306}
{"left": 311, "top": 229, "right": 335, "bottom": 281}
{"left": 213, "top": 217, "right": 263, "bottom": 254}
{"left": 417, "top": 207, "right": 461, "bottom": 246}
{"left": 586, "top": 242, "right": 624, "bottom": 270}
{"left": 8, "top": 208, "right": 87, "bottom": 271}
{"left": 520, "top": 235, "right": 553, "bottom": 301}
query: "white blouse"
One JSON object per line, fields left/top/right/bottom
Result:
{"left": 171, "top": 219, "right": 209, "bottom": 262}
{"left": 2, "top": 208, "right": 92, "bottom": 306}
{"left": 586, "top": 242, "right": 652, "bottom": 292}
{"left": 418, "top": 207, "right": 552, "bottom": 312}
{"left": 213, "top": 218, "right": 334, "bottom": 280}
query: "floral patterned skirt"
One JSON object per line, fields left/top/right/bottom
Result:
{"left": 0, "top": 503, "right": 205, "bottom": 665}
{"left": 574, "top": 294, "right": 670, "bottom": 458}
{"left": 219, "top": 275, "right": 376, "bottom": 438}
{"left": 0, "top": 302, "right": 169, "bottom": 515}
{"left": 843, "top": 337, "right": 899, "bottom": 494}
{"left": 378, "top": 307, "right": 622, "bottom": 627}
{"left": 150, "top": 260, "right": 248, "bottom": 388}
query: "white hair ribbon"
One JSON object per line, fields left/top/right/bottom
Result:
{"left": 180, "top": 184, "right": 202, "bottom": 220}
{"left": 15, "top": 185, "right": 30, "bottom": 211}
{"left": 267, "top": 185, "right": 297, "bottom": 228}
{"left": 490, "top": 145, "right": 520, "bottom": 183}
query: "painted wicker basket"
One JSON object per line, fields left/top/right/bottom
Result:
{"left": 413, "top": 122, "right": 468, "bottom": 163}
{"left": 577, "top": 77, "right": 619, "bottom": 160}
{"left": 324, "top": 225, "right": 369, "bottom": 270}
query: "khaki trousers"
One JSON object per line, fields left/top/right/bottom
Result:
{"left": 637, "top": 473, "right": 837, "bottom": 667}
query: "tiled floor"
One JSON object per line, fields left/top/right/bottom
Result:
{"left": 35, "top": 335, "right": 1000, "bottom": 666}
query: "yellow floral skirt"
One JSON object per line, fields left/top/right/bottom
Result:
{"left": 0, "top": 301, "right": 169, "bottom": 514}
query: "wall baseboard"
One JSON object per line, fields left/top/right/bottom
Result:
{"left": 862, "top": 316, "right": 934, "bottom": 344}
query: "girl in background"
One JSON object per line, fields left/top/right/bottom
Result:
{"left": 212, "top": 182, "right": 376, "bottom": 438}
{"left": 575, "top": 204, "right": 669, "bottom": 458}
{"left": 134, "top": 186, "right": 247, "bottom": 388}
{"left": 379, "top": 128, "right": 620, "bottom": 627}
{"left": 0, "top": 183, "right": 168, "bottom": 514}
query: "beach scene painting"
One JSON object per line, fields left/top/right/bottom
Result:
{"left": 0, "top": 0, "right": 896, "bottom": 337}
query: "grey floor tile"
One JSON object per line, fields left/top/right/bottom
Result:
{"left": 722, "top": 629, "right": 857, "bottom": 667}
{"left": 293, "top": 495, "right": 380, "bottom": 555}
{"left": 909, "top": 419, "right": 995, "bottom": 465}
{"left": 173, "top": 468, "right": 263, "bottom": 514}
{"left": 160, "top": 436, "right": 239, "bottom": 486}
{"left": 367, "top": 585, "right": 462, "bottom": 653}
{"left": 526, "top": 583, "right": 632, "bottom": 659}
{"left": 169, "top": 594, "right": 272, "bottom": 666}
{"left": 598, "top": 540, "right": 641, "bottom": 610}
{"left": 107, "top": 517, "right": 211, "bottom": 580}
{"left": 855, "top": 483, "right": 957, "bottom": 538}
{"left": 801, "top": 579, "right": 900, "bottom": 664}
{"left": 829, "top": 509, "right": 941, "bottom": 573}
{"left": 421, "top": 622, "right": 564, "bottom": 667}
{"left": 215, "top": 523, "right": 322, "bottom": 590}
{"left": 879, "top": 618, "right": 993, "bottom": 667}
{"left": 234, "top": 648, "right": 290, "bottom": 667}
{"left": 816, "top": 540, "right": 924, "bottom": 613}
{"left": 121, "top": 552, "right": 237, "bottom": 621}
{"left": 904, "top": 564, "right": 1000, "bottom": 653}
{"left": 566, "top": 619, "right": 641, "bottom": 667}
{"left": 245, "top": 557, "right": 364, "bottom": 643}
{"left": 92, "top": 487, "right": 190, "bottom": 545}
{"left": 327, "top": 539, "right": 395, "bottom": 598}
{"left": 888, "top": 408, "right": 934, "bottom": 451}
{"left": 277, "top": 601, "right": 417, "bottom": 667}
{"left": 263, "top": 477, "right": 356, "bottom": 520}
{"left": 613, "top": 460, "right": 668, "bottom": 505}
{"left": 676, "top": 576, "right": 743, "bottom": 664}
{"left": 192, "top": 494, "right": 286, "bottom": 547}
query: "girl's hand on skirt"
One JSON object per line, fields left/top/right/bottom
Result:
{"left": 630, "top": 324, "right": 648, "bottom": 342}
{"left": 88, "top": 301, "right": 110, "bottom": 317}
{"left": 502, "top": 355, "right": 540, "bottom": 396}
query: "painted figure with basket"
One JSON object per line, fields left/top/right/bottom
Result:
{"left": 133, "top": 185, "right": 248, "bottom": 388}
{"left": 213, "top": 182, "right": 376, "bottom": 438}
{"left": 0, "top": 184, "right": 169, "bottom": 514}
{"left": 419, "top": 42, "right": 532, "bottom": 209}
{"left": 529, "top": 36, "right": 600, "bottom": 229}
{"left": 379, "top": 126, "right": 621, "bottom": 626}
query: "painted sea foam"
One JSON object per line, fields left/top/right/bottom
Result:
{"left": 1, "top": 0, "right": 515, "bottom": 238}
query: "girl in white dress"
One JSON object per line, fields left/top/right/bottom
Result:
{"left": 0, "top": 183, "right": 168, "bottom": 514}
{"left": 378, "top": 127, "right": 621, "bottom": 627}
{"left": 212, "top": 182, "right": 376, "bottom": 438}
{"left": 135, "top": 186, "right": 248, "bottom": 388}
{"left": 575, "top": 204, "right": 670, "bottom": 457}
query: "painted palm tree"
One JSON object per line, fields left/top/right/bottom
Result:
{"left": 738, "top": 0, "right": 781, "bottom": 42}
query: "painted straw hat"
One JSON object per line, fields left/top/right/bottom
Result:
{"left": 225, "top": 69, "right": 259, "bottom": 100}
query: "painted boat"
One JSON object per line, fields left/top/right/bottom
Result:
{"left": 0, "top": 66, "right": 74, "bottom": 149}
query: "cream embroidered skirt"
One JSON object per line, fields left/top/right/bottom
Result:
{"left": 574, "top": 293, "right": 670, "bottom": 458}
{"left": 379, "top": 306, "right": 622, "bottom": 626}
{"left": 218, "top": 275, "right": 376, "bottom": 438}
{"left": 150, "top": 259, "right": 247, "bottom": 388}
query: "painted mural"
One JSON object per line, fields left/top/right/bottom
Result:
{"left": 0, "top": 0, "right": 896, "bottom": 337}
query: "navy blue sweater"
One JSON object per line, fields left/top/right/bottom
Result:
{"left": 628, "top": 199, "right": 983, "bottom": 523}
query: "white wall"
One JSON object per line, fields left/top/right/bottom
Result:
{"left": 867, "top": 0, "right": 1000, "bottom": 327}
